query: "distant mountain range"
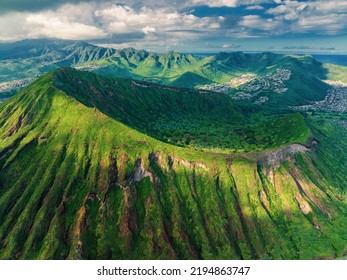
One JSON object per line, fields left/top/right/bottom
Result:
{"left": 1, "top": 39, "right": 347, "bottom": 108}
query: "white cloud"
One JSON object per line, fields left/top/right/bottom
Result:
{"left": 95, "top": 5, "right": 215, "bottom": 32}
{"left": 246, "top": 5, "right": 265, "bottom": 10}
{"left": 0, "top": 3, "right": 107, "bottom": 41}
{"left": 189, "top": 0, "right": 239, "bottom": 7}
{"left": 240, "top": 15, "right": 283, "bottom": 32}
{"left": 142, "top": 25, "right": 156, "bottom": 34}
{"left": 265, "top": 0, "right": 347, "bottom": 35}
{"left": 313, "top": 1, "right": 347, "bottom": 13}
{"left": 0, "top": 13, "right": 28, "bottom": 41}
{"left": 26, "top": 14, "right": 107, "bottom": 40}
{"left": 188, "top": 0, "right": 271, "bottom": 7}
{"left": 267, "top": 1, "right": 310, "bottom": 20}
{"left": 222, "top": 43, "right": 241, "bottom": 48}
{"left": 94, "top": 4, "right": 219, "bottom": 43}
{"left": 0, "top": 2, "right": 219, "bottom": 44}
{"left": 108, "top": 21, "right": 128, "bottom": 33}
{"left": 296, "top": 14, "right": 347, "bottom": 35}
{"left": 0, "top": 0, "right": 346, "bottom": 50}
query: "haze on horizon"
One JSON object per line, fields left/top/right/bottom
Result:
{"left": 0, "top": 0, "right": 347, "bottom": 54}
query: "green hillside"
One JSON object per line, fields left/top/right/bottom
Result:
{"left": 0, "top": 39, "right": 115, "bottom": 82}
{"left": 94, "top": 50, "right": 330, "bottom": 107}
{"left": 53, "top": 68, "right": 311, "bottom": 153}
{"left": 1, "top": 39, "right": 339, "bottom": 109}
{"left": 324, "top": 63, "right": 347, "bottom": 83}
{"left": 0, "top": 68, "right": 346, "bottom": 260}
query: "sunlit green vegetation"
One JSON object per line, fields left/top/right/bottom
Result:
{"left": 0, "top": 68, "right": 346, "bottom": 260}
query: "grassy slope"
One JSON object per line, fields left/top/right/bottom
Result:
{"left": 94, "top": 51, "right": 330, "bottom": 107}
{"left": 268, "top": 55, "right": 328, "bottom": 106}
{"left": 53, "top": 68, "right": 311, "bottom": 153}
{"left": 324, "top": 63, "right": 347, "bottom": 83}
{"left": 0, "top": 69, "right": 346, "bottom": 260}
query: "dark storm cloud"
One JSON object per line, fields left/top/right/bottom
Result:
{"left": 0, "top": 0, "right": 96, "bottom": 13}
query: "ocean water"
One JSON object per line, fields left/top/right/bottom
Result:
{"left": 312, "top": 54, "right": 347, "bottom": 67}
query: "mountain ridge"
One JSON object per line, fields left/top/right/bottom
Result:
{"left": 2, "top": 38, "right": 345, "bottom": 110}
{"left": 0, "top": 68, "right": 346, "bottom": 259}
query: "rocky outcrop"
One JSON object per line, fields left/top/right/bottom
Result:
{"left": 241, "top": 143, "right": 309, "bottom": 170}
{"left": 170, "top": 156, "right": 208, "bottom": 171}
{"left": 258, "top": 144, "right": 308, "bottom": 169}
{"left": 133, "top": 158, "right": 153, "bottom": 182}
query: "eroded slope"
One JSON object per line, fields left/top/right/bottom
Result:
{"left": 0, "top": 69, "right": 346, "bottom": 260}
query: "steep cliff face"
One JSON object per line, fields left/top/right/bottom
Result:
{"left": 0, "top": 68, "right": 346, "bottom": 260}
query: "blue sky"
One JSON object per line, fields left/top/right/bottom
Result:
{"left": 0, "top": 0, "right": 346, "bottom": 53}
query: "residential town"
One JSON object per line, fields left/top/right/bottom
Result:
{"left": 0, "top": 77, "right": 36, "bottom": 95}
{"left": 236, "top": 68, "right": 291, "bottom": 97}
{"left": 197, "top": 68, "right": 292, "bottom": 103}
{"left": 293, "top": 80, "right": 347, "bottom": 113}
